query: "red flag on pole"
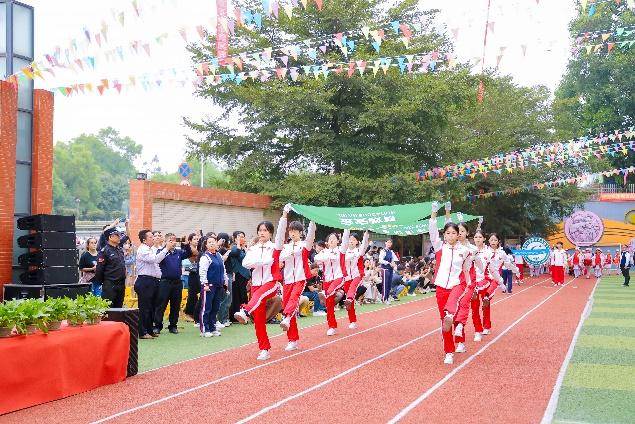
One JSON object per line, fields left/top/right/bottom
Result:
{"left": 216, "top": 0, "right": 229, "bottom": 65}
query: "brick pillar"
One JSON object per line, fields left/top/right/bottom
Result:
{"left": 0, "top": 81, "right": 18, "bottom": 293}
{"left": 128, "top": 180, "right": 153, "bottom": 246}
{"left": 31, "top": 89, "right": 54, "bottom": 215}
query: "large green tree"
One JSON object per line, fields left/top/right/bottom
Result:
{"left": 53, "top": 128, "right": 143, "bottom": 219}
{"left": 186, "top": 0, "right": 588, "bottom": 237}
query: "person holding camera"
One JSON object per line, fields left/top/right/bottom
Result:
{"left": 153, "top": 233, "right": 189, "bottom": 334}
{"left": 183, "top": 233, "right": 201, "bottom": 322}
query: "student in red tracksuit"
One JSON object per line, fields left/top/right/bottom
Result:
{"left": 471, "top": 233, "right": 514, "bottom": 340}
{"left": 514, "top": 244, "right": 525, "bottom": 284}
{"left": 593, "top": 248, "right": 604, "bottom": 278}
{"left": 551, "top": 242, "right": 567, "bottom": 286}
{"left": 605, "top": 251, "right": 613, "bottom": 274}
{"left": 278, "top": 205, "right": 317, "bottom": 352}
{"left": 613, "top": 249, "right": 621, "bottom": 275}
{"left": 314, "top": 229, "right": 350, "bottom": 336}
{"left": 234, "top": 219, "right": 285, "bottom": 361}
{"left": 583, "top": 248, "right": 593, "bottom": 279}
{"left": 429, "top": 201, "right": 474, "bottom": 365}
{"left": 572, "top": 247, "right": 582, "bottom": 278}
{"left": 343, "top": 231, "right": 370, "bottom": 329}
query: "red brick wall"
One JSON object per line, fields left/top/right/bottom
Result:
{"left": 128, "top": 180, "right": 273, "bottom": 246}
{"left": 31, "top": 89, "right": 54, "bottom": 215}
{"left": 0, "top": 82, "right": 18, "bottom": 294}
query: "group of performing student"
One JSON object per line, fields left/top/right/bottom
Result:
{"left": 198, "top": 201, "right": 527, "bottom": 364}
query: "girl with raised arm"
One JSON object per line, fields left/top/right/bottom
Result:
{"left": 428, "top": 201, "right": 474, "bottom": 365}
{"left": 233, "top": 219, "right": 285, "bottom": 361}
{"left": 314, "top": 229, "right": 350, "bottom": 336}
{"left": 278, "top": 204, "right": 317, "bottom": 351}
{"left": 343, "top": 231, "right": 370, "bottom": 329}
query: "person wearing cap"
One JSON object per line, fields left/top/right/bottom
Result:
{"left": 571, "top": 247, "right": 582, "bottom": 278}
{"left": 593, "top": 248, "right": 604, "bottom": 278}
{"left": 94, "top": 227, "right": 127, "bottom": 308}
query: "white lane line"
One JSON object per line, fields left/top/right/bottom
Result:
{"left": 387, "top": 277, "right": 579, "bottom": 424}
{"left": 91, "top": 278, "right": 549, "bottom": 424}
{"left": 234, "top": 278, "right": 552, "bottom": 423}
{"left": 540, "top": 278, "right": 600, "bottom": 424}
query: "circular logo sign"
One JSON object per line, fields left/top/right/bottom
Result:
{"left": 564, "top": 211, "right": 604, "bottom": 247}
{"left": 625, "top": 209, "right": 635, "bottom": 225}
{"left": 522, "top": 237, "right": 551, "bottom": 266}
{"left": 178, "top": 162, "right": 192, "bottom": 178}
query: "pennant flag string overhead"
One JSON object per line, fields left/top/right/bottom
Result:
{"left": 580, "top": 0, "right": 635, "bottom": 14}
{"left": 419, "top": 127, "right": 635, "bottom": 181}
{"left": 573, "top": 24, "right": 635, "bottom": 42}
{"left": 574, "top": 37, "right": 635, "bottom": 55}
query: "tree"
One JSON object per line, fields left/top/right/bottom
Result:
{"left": 185, "top": 0, "right": 588, "bottom": 237}
{"left": 53, "top": 128, "right": 143, "bottom": 219}
{"left": 553, "top": 1, "right": 635, "bottom": 181}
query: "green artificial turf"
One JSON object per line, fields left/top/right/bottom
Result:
{"left": 553, "top": 275, "right": 635, "bottom": 424}
{"left": 138, "top": 293, "right": 430, "bottom": 373}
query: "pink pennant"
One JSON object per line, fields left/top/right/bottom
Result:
{"left": 179, "top": 28, "right": 187, "bottom": 42}
{"left": 315, "top": 0, "right": 323, "bottom": 10}
{"left": 319, "top": 45, "right": 327, "bottom": 53}
{"left": 348, "top": 62, "right": 355, "bottom": 77}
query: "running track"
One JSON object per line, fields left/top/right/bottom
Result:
{"left": 3, "top": 276, "right": 594, "bottom": 424}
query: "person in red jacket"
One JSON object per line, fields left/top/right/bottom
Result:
{"left": 571, "top": 247, "right": 582, "bottom": 278}
{"left": 343, "top": 231, "right": 370, "bottom": 329}
{"left": 583, "top": 248, "right": 593, "bottom": 279}
{"left": 593, "top": 248, "right": 604, "bottom": 278}
{"left": 234, "top": 219, "right": 285, "bottom": 361}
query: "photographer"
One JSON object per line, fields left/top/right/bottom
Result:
{"left": 303, "top": 263, "right": 327, "bottom": 316}
{"left": 183, "top": 233, "right": 201, "bottom": 322}
{"left": 154, "top": 233, "right": 189, "bottom": 335}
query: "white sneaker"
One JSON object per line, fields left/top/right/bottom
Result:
{"left": 313, "top": 310, "right": 327, "bottom": 316}
{"left": 326, "top": 328, "right": 337, "bottom": 336}
{"left": 443, "top": 353, "right": 454, "bottom": 365}
{"left": 215, "top": 321, "right": 225, "bottom": 329}
{"left": 203, "top": 332, "right": 213, "bottom": 338}
{"left": 222, "top": 321, "right": 232, "bottom": 327}
{"left": 482, "top": 329, "right": 491, "bottom": 335}
{"left": 407, "top": 293, "right": 417, "bottom": 297}
{"left": 349, "top": 322, "right": 358, "bottom": 329}
{"left": 280, "top": 316, "right": 291, "bottom": 332}
{"left": 211, "top": 330, "right": 221, "bottom": 337}
{"left": 234, "top": 309, "right": 250, "bottom": 325}
{"left": 474, "top": 332, "right": 482, "bottom": 342}
{"left": 455, "top": 342, "right": 466, "bottom": 353}
{"left": 285, "top": 341, "right": 298, "bottom": 351}
{"left": 453, "top": 323, "right": 464, "bottom": 337}
{"left": 257, "top": 350, "right": 270, "bottom": 361}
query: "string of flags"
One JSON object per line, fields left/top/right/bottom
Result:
{"left": 580, "top": 0, "right": 635, "bottom": 16}
{"left": 575, "top": 37, "right": 635, "bottom": 55}
{"left": 418, "top": 128, "right": 635, "bottom": 181}
{"left": 574, "top": 24, "right": 635, "bottom": 42}
{"left": 460, "top": 166, "right": 635, "bottom": 202}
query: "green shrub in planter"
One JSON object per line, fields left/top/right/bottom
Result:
{"left": 83, "top": 295, "right": 111, "bottom": 324}
{"left": 44, "top": 297, "right": 70, "bottom": 330}
{"left": 0, "top": 302, "right": 19, "bottom": 337}
{"left": 16, "top": 299, "right": 49, "bottom": 334}
{"left": 67, "top": 297, "right": 86, "bottom": 327}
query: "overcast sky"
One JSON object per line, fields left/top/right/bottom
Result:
{"left": 19, "top": 0, "right": 576, "bottom": 173}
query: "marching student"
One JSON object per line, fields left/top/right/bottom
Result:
{"left": 571, "top": 247, "right": 582, "bottom": 278}
{"left": 198, "top": 235, "right": 228, "bottom": 338}
{"left": 378, "top": 238, "right": 398, "bottom": 304}
{"left": 593, "top": 248, "right": 604, "bottom": 278}
{"left": 428, "top": 201, "right": 474, "bottom": 365}
{"left": 514, "top": 244, "right": 525, "bottom": 285}
{"left": 551, "top": 242, "right": 567, "bottom": 286}
{"left": 314, "top": 229, "right": 351, "bottom": 336}
{"left": 613, "top": 248, "right": 621, "bottom": 276}
{"left": 583, "top": 248, "right": 593, "bottom": 279}
{"left": 278, "top": 205, "right": 317, "bottom": 351}
{"left": 605, "top": 250, "right": 613, "bottom": 275}
{"left": 233, "top": 219, "right": 285, "bottom": 361}
{"left": 343, "top": 230, "right": 370, "bottom": 329}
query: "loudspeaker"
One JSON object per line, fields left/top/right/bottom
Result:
{"left": 19, "top": 267, "right": 79, "bottom": 285}
{"left": 44, "top": 283, "right": 91, "bottom": 300}
{"left": 103, "top": 308, "right": 139, "bottom": 377}
{"left": 3, "top": 284, "right": 44, "bottom": 300}
{"left": 17, "top": 214, "right": 76, "bottom": 232}
{"left": 17, "top": 232, "right": 76, "bottom": 249}
{"left": 18, "top": 250, "right": 78, "bottom": 268}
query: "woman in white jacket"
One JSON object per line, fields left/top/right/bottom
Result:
{"left": 342, "top": 231, "right": 370, "bottom": 329}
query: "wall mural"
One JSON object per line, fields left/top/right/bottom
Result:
{"left": 564, "top": 210, "right": 604, "bottom": 247}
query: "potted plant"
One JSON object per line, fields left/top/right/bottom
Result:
{"left": 0, "top": 302, "right": 17, "bottom": 337}
{"left": 44, "top": 297, "right": 70, "bottom": 331}
{"left": 83, "top": 295, "right": 111, "bottom": 325}
{"left": 67, "top": 296, "right": 86, "bottom": 327}
{"left": 16, "top": 299, "right": 49, "bottom": 335}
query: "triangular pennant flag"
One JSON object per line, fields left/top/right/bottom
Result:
{"left": 143, "top": 43, "right": 151, "bottom": 56}
{"left": 602, "top": 33, "right": 612, "bottom": 42}
{"left": 273, "top": 0, "right": 279, "bottom": 17}
{"left": 451, "top": 28, "right": 460, "bottom": 40}
{"left": 400, "top": 23, "right": 412, "bottom": 39}
{"left": 362, "top": 26, "right": 370, "bottom": 39}
{"left": 301, "top": 0, "right": 308, "bottom": 9}
{"left": 284, "top": 4, "right": 293, "bottom": 17}
{"left": 347, "top": 62, "right": 355, "bottom": 77}
{"left": 315, "top": 0, "right": 323, "bottom": 10}
{"left": 401, "top": 37, "right": 410, "bottom": 48}
{"left": 319, "top": 45, "right": 327, "bottom": 54}
{"left": 98, "top": 85, "right": 106, "bottom": 95}
{"left": 608, "top": 42, "right": 616, "bottom": 53}
{"left": 390, "top": 21, "right": 400, "bottom": 34}
{"left": 179, "top": 28, "right": 188, "bottom": 42}
{"left": 372, "top": 41, "right": 381, "bottom": 52}
{"left": 290, "top": 68, "right": 299, "bottom": 81}
{"left": 95, "top": 33, "right": 102, "bottom": 47}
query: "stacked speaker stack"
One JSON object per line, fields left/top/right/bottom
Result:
{"left": 3, "top": 214, "right": 90, "bottom": 301}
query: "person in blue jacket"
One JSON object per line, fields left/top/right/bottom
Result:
{"left": 199, "top": 235, "right": 228, "bottom": 337}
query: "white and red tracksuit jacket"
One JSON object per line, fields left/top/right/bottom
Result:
{"left": 594, "top": 252, "right": 604, "bottom": 268}
{"left": 605, "top": 253, "right": 613, "bottom": 266}
{"left": 428, "top": 218, "right": 473, "bottom": 290}
{"left": 551, "top": 249, "right": 567, "bottom": 267}
{"left": 279, "top": 219, "right": 317, "bottom": 285}
{"left": 344, "top": 232, "right": 370, "bottom": 281}
{"left": 473, "top": 246, "right": 504, "bottom": 287}
{"left": 572, "top": 252, "right": 581, "bottom": 267}
{"left": 314, "top": 229, "right": 350, "bottom": 282}
{"left": 242, "top": 222, "right": 285, "bottom": 286}
{"left": 514, "top": 254, "right": 524, "bottom": 266}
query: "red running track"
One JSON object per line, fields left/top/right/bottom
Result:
{"left": 1, "top": 276, "right": 592, "bottom": 424}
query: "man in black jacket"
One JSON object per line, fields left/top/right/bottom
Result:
{"left": 95, "top": 227, "right": 127, "bottom": 308}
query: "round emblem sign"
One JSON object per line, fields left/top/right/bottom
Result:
{"left": 564, "top": 211, "right": 604, "bottom": 247}
{"left": 522, "top": 237, "right": 551, "bottom": 266}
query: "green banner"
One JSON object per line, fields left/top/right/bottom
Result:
{"left": 290, "top": 203, "right": 480, "bottom": 235}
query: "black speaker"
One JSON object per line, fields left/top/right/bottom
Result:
{"left": 3, "top": 284, "right": 44, "bottom": 300}
{"left": 103, "top": 308, "right": 139, "bottom": 377}
{"left": 17, "top": 214, "right": 76, "bottom": 232}
{"left": 44, "top": 283, "right": 91, "bottom": 300}
{"left": 18, "top": 249, "right": 79, "bottom": 268}
{"left": 19, "top": 267, "right": 79, "bottom": 285}
{"left": 17, "top": 232, "right": 76, "bottom": 249}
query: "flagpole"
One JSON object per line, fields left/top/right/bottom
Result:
{"left": 478, "top": 0, "right": 493, "bottom": 103}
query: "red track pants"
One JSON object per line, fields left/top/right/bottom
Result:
{"left": 343, "top": 276, "right": 363, "bottom": 324}
{"left": 436, "top": 283, "right": 467, "bottom": 354}
{"left": 471, "top": 280, "right": 498, "bottom": 332}
{"left": 243, "top": 280, "right": 279, "bottom": 351}
{"left": 282, "top": 280, "right": 306, "bottom": 342}
{"left": 516, "top": 264, "right": 524, "bottom": 281}
{"left": 324, "top": 278, "right": 345, "bottom": 329}
{"left": 552, "top": 265, "right": 564, "bottom": 285}
{"left": 454, "top": 282, "right": 478, "bottom": 343}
